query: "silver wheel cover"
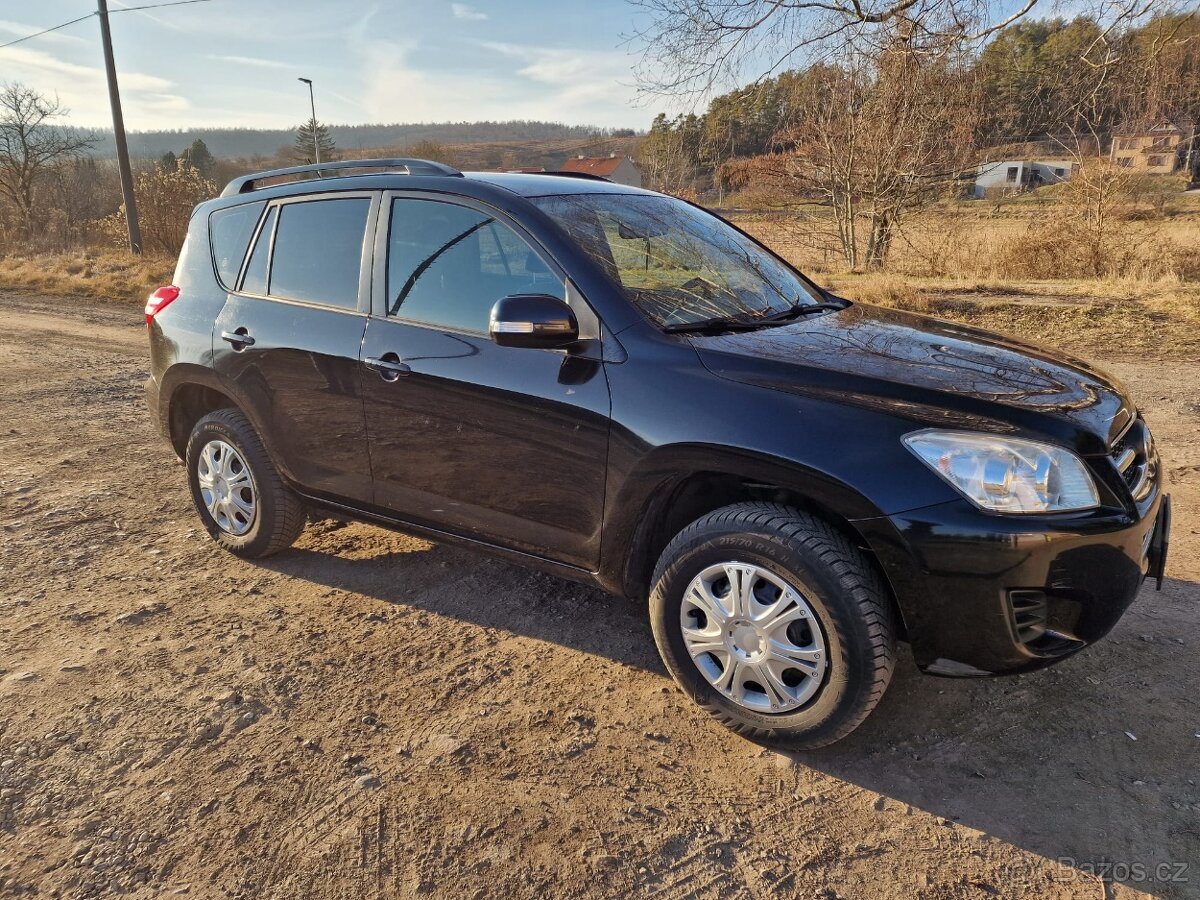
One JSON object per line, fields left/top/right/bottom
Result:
{"left": 196, "top": 440, "right": 257, "bottom": 536}
{"left": 680, "top": 562, "right": 828, "bottom": 713}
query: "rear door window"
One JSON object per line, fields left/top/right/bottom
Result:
{"left": 268, "top": 198, "right": 371, "bottom": 310}
{"left": 209, "top": 201, "right": 265, "bottom": 289}
{"left": 386, "top": 197, "right": 562, "bottom": 333}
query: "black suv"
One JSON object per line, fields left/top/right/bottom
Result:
{"left": 146, "top": 158, "right": 1171, "bottom": 748}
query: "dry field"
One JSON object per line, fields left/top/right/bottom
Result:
{"left": 734, "top": 199, "right": 1200, "bottom": 357}
{"left": 737, "top": 192, "right": 1200, "bottom": 280}
{"left": 0, "top": 270, "right": 1198, "bottom": 900}
{"left": 0, "top": 251, "right": 173, "bottom": 304}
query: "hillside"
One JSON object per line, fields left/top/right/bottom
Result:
{"left": 362, "top": 135, "right": 643, "bottom": 171}
{"left": 84, "top": 121, "right": 639, "bottom": 161}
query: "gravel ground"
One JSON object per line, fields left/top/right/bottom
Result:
{"left": 0, "top": 291, "right": 1197, "bottom": 900}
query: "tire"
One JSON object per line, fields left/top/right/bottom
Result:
{"left": 185, "top": 408, "right": 306, "bottom": 558}
{"left": 649, "top": 502, "right": 896, "bottom": 750}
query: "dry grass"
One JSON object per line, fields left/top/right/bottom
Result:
{"left": 738, "top": 202, "right": 1200, "bottom": 282}
{"left": 811, "top": 270, "right": 1200, "bottom": 357}
{"left": 812, "top": 270, "right": 1200, "bottom": 356}
{"left": 0, "top": 249, "right": 175, "bottom": 304}
{"left": 735, "top": 200, "right": 1200, "bottom": 357}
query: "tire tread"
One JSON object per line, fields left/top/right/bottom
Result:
{"left": 187, "top": 408, "right": 305, "bottom": 557}
{"left": 650, "top": 502, "right": 897, "bottom": 749}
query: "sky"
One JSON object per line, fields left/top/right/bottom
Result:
{"left": 0, "top": 0, "right": 669, "bottom": 131}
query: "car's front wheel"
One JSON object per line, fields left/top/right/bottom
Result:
{"left": 649, "top": 503, "right": 896, "bottom": 749}
{"left": 185, "top": 408, "right": 306, "bottom": 558}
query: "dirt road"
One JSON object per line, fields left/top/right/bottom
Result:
{"left": 1, "top": 291, "right": 1197, "bottom": 900}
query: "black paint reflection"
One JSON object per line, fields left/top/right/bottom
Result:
{"left": 360, "top": 320, "right": 610, "bottom": 569}
{"left": 693, "top": 303, "right": 1133, "bottom": 449}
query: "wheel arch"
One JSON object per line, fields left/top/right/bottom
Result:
{"left": 608, "top": 445, "right": 909, "bottom": 639}
{"left": 160, "top": 365, "right": 245, "bottom": 459}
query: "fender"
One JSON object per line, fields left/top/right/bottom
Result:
{"left": 600, "top": 441, "right": 898, "bottom": 600}
{"left": 156, "top": 364, "right": 283, "bottom": 474}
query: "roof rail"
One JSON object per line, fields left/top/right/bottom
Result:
{"left": 538, "top": 171, "right": 611, "bottom": 182}
{"left": 220, "top": 158, "right": 463, "bottom": 197}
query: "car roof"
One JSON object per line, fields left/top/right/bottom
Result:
{"left": 203, "top": 162, "right": 660, "bottom": 216}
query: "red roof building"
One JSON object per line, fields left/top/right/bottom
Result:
{"left": 558, "top": 153, "right": 642, "bottom": 188}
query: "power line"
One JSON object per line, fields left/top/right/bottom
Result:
{"left": 0, "top": 0, "right": 217, "bottom": 51}
{"left": 112, "top": 0, "right": 218, "bottom": 13}
{"left": 0, "top": 14, "right": 96, "bottom": 51}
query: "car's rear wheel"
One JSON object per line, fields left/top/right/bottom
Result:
{"left": 649, "top": 503, "right": 896, "bottom": 749}
{"left": 185, "top": 409, "right": 305, "bottom": 558}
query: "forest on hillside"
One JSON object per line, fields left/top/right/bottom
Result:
{"left": 85, "top": 120, "right": 638, "bottom": 160}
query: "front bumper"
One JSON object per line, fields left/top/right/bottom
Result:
{"left": 857, "top": 491, "right": 1170, "bottom": 676}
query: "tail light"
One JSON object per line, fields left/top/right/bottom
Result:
{"left": 145, "top": 285, "right": 181, "bottom": 326}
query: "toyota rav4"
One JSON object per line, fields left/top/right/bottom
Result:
{"left": 146, "top": 158, "right": 1171, "bottom": 748}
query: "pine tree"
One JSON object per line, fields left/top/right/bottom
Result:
{"left": 179, "top": 139, "right": 216, "bottom": 176}
{"left": 159, "top": 150, "right": 178, "bottom": 172}
{"left": 293, "top": 119, "right": 337, "bottom": 164}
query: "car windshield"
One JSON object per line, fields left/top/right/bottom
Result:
{"left": 531, "top": 193, "right": 825, "bottom": 328}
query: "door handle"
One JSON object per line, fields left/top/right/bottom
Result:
{"left": 364, "top": 354, "right": 411, "bottom": 381}
{"left": 221, "top": 329, "right": 256, "bottom": 349}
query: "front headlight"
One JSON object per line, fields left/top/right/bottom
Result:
{"left": 903, "top": 429, "right": 1100, "bottom": 513}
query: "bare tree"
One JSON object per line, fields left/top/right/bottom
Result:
{"left": 42, "top": 158, "right": 120, "bottom": 251}
{"left": 1035, "top": 1, "right": 1193, "bottom": 274}
{"left": 727, "top": 46, "right": 978, "bottom": 268}
{"left": 631, "top": 0, "right": 1041, "bottom": 97}
{"left": 0, "top": 83, "right": 96, "bottom": 240}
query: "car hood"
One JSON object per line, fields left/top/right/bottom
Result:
{"left": 691, "top": 303, "right": 1135, "bottom": 455}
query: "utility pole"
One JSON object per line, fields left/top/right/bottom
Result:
{"left": 97, "top": 0, "right": 141, "bottom": 254}
{"left": 298, "top": 77, "right": 320, "bottom": 164}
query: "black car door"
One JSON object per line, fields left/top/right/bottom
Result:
{"left": 213, "top": 192, "right": 378, "bottom": 504}
{"left": 359, "top": 193, "right": 611, "bottom": 569}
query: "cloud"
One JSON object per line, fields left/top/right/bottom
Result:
{"left": 354, "top": 36, "right": 645, "bottom": 127}
{"left": 0, "top": 44, "right": 187, "bottom": 126}
{"left": 208, "top": 54, "right": 293, "bottom": 71}
{"left": 476, "top": 40, "right": 644, "bottom": 111}
{"left": 0, "top": 45, "right": 174, "bottom": 93}
{"left": 451, "top": 3, "right": 488, "bottom": 20}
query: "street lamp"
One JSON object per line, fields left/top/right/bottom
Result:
{"left": 298, "top": 76, "right": 319, "bottom": 164}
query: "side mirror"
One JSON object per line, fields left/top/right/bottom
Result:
{"left": 489, "top": 294, "right": 578, "bottom": 349}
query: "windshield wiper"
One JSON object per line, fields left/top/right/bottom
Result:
{"left": 757, "top": 300, "right": 846, "bottom": 323}
{"left": 661, "top": 315, "right": 768, "bottom": 334}
{"left": 662, "top": 299, "right": 847, "bottom": 334}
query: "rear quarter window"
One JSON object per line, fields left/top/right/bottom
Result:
{"left": 209, "top": 201, "right": 266, "bottom": 289}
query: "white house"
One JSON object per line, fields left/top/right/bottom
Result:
{"left": 973, "top": 159, "right": 1077, "bottom": 198}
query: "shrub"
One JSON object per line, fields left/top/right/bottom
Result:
{"left": 101, "top": 163, "right": 217, "bottom": 256}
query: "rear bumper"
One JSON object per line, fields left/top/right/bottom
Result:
{"left": 857, "top": 491, "right": 1169, "bottom": 676}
